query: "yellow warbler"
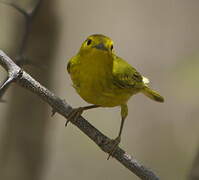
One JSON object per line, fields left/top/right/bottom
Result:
{"left": 67, "top": 34, "right": 164, "bottom": 158}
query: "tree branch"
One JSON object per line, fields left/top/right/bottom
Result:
{"left": 0, "top": 50, "right": 159, "bottom": 180}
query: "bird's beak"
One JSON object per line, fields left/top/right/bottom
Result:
{"left": 93, "top": 43, "right": 109, "bottom": 51}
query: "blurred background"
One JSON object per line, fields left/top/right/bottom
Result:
{"left": 0, "top": 0, "right": 199, "bottom": 180}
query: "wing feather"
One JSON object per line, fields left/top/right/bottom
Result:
{"left": 67, "top": 55, "right": 80, "bottom": 74}
{"left": 112, "top": 56, "right": 143, "bottom": 89}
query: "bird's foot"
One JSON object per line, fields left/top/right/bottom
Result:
{"left": 65, "top": 107, "right": 84, "bottom": 126}
{"left": 107, "top": 136, "right": 121, "bottom": 160}
{"left": 51, "top": 108, "right": 57, "bottom": 117}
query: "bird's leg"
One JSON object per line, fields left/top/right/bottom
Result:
{"left": 107, "top": 104, "right": 128, "bottom": 160}
{"left": 65, "top": 104, "right": 100, "bottom": 126}
{"left": 107, "top": 117, "right": 125, "bottom": 160}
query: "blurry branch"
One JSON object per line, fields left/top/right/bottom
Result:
{"left": 0, "top": 0, "right": 41, "bottom": 18}
{"left": 0, "top": 50, "right": 159, "bottom": 180}
{"left": 0, "top": 0, "right": 41, "bottom": 59}
{"left": 0, "top": 0, "right": 41, "bottom": 100}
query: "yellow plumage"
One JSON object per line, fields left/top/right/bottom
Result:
{"left": 67, "top": 34, "right": 164, "bottom": 158}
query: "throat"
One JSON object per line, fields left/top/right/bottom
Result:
{"left": 81, "top": 53, "right": 113, "bottom": 76}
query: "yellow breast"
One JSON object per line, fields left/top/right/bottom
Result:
{"left": 69, "top": 53, "right": 133, "bottom": 107}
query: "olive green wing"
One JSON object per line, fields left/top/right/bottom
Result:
{"left": 112, "top": 55, "right": 144, "bottom": 89}
{"left": 67, "top": 55, "right": 80, "bottom": 74}
{"left": 67, "top": 55, "right": 81, "bottom": 91}
{"left": 67, "top": 60, "right": 72, "bottom": 74}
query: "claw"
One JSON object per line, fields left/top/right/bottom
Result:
{"left": 107, "top": 136, "right": 121, "bottom": 160}
{"left": 65, "top": 107, "right": 84, "bottom": 126}
{"left": 65, "top": 120, "right": 70, "bottom": 127}
{"left": 51, "top": 108, "right": 56, "bottom": 117}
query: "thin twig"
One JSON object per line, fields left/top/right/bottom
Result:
{"left": 0, "top": 50, "right": 160, "bottom": 180}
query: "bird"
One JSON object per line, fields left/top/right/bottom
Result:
{"left": 67, "top": 34, "right": 164, "bottom": 158}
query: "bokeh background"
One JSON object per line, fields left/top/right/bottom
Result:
{"left": 0, "top": 0, "right": 199, "bottom": 180}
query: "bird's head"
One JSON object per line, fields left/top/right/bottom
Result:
{"left": 79, "top": 34, "right": 114, "bottom": 55}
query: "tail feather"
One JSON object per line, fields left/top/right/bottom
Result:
{"left": 142, "top": 86, "right": 164, "bottom": 103}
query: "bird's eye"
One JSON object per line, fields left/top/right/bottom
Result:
{"left": 87, "top": 39, "right": 92, "bottom": 45}
{"left": 110, "top": 44, "right": 113, "bottom": 51}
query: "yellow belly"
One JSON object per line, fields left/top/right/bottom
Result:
{"left": 71, "top": 69, "right": 135, "bottom": 107}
